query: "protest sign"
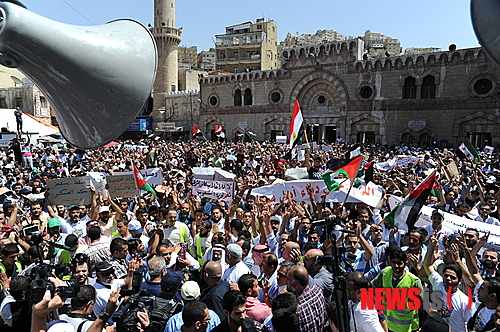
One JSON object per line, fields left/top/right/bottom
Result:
{"left": 47, "top": 176, "right": 91, "bottom": 205}
{"left": 87, "top": 172, "right": 107, "bottom": 197}
{"left": 275, "top": 136, "right": 287, "bottom": 144}
{"left": 393, "top": 155, "right": 420, "bottom": 167}
{"left": 115, "top": 168, "right": 163, "bottom": 192}
{"left": 107, "top": 174, "right": 140, "bottom": 198}
{"left": 193, "top": 167, "right": 235, "bottom": 182}
{"left": 192, "top": 178, "right": 234, "bottom": 201}
{"left": 252, "top": 179, "right": 383, "bottom": 207}
{"left": 285, "top": 168, "right": 309, "bottom": 180}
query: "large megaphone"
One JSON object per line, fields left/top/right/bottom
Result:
{"left": 471, "top": 0, "right": 500, "bottom": 66}
{"left": 0, "top": 1, "right": 157, "bottom": 149}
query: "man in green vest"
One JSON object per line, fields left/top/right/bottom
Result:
{"left": 192, "top": 219, "right": 213, "bottom": 268}
{"left": 0, "top": 244, "right": 22, "bottom": 278}
{"left": 372, "top": 246, "right": 423, "bottom": 332}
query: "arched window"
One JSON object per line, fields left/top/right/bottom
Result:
{"left": 421, "top": 75, "right": 436, "bottom": 99}
{"left": 244, "top": 88, "right": 252, "bottom": 105}
{"left": 402, "top": 76, "right": 416, "bottom": 99}
{"left": 234, "top": 89, "right": 242, "bottom": 106}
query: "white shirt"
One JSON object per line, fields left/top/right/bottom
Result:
{"left": 163, "top": 222, "right": 192, "bottom": 245}
{"left": 349, "top": 300, "right": 385, "bottom": 332}
{"left": 93, "top": 279, "right": 124, "bottom": 323}
{"left": 429, "top": 271, "right": 475, "bottom": 332}
{"left": 222, "top": 260, "right": 250, "bottom": 283}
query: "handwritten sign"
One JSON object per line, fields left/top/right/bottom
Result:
{"left": 115, "top": 168, "right": 163, "bottom": 190}
{"left": 47, "top": 176, "right": 91, "bottom": 205}
{"left": 107, "top": 174, "right": 140, "bottom": 198}
{"left": 192, "top": 179, "right": 233, "bottom": 201}
{"left": 87, "top": 172, "right": 107, "bottom": 197}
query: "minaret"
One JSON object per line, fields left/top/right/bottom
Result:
{"left": 151, "top": 0, "right": 182, "bottom": 111}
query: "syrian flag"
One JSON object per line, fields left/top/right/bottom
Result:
{"left": 192, "top": 123, "right": 201, "bottom": 136}
{"left": 215, "top": 125, "right": 225, "bottom": 138}
{"left": 384, "top": 170, "right": 437, "bottom": 232}
{"left": 133, "top": 163, "right": 157, "bottom": 199}
{"left": 459, "top": 138, "right": 482, "bottom": 161}
{"left": 288, "top": 100, "right": 304, "bottom": 149}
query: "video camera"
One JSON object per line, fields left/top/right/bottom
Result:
{"left": 112, "top": 291, "right": 156, "bottom": 332}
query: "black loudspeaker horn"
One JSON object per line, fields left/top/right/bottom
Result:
{"left": 0, "top": 1, "right": 157, "bottom": 149}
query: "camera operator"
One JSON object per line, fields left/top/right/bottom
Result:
{"left": 0, "top": 243, "right": 22, "bottom": 278}
{"left": 0, "top": 275, "right": 31, "bottom": 331}
{"left": 31, "top": 277, "right": 121, "bottom": 332}
{"left": 58, "top": 285, "right": 106, "bottom": 332}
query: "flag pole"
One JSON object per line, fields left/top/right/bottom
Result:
{"left": 340, "top": 176, "right": 356, "bottom": 208}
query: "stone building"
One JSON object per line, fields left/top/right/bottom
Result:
{"left": 178, "top": 46, "right": 198, "bottom": 70}
{"left": 281, "top": 30, "right": 347, "bottom": 47}
{"left": 197, "top": 39, "right": 500, "bottom": 148}
{"left": 215, "top": 18, "right": 278, "bottom": 73}
{"left": 198, "top": 50, "right": 216, "bottom": 72}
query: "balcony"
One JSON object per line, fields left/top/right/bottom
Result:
{"left": 216, "top": 32, "right": 267, "bottom": 47}
{"left": 216, "top": 55, "right": 261, "bottom": 63}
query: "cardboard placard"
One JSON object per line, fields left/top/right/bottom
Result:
{"left": 47, "top": 176, "right": 91, "bottom": 205}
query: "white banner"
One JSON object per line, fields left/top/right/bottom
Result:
{"left": 375, "top": 155, "right": 420, "bottom": 172}
{"left": 387, "top": 195, "right": 500, "bottom": 249}
{"left": 192, "top": 179, "right": 234, "bottom": 201}
{"left": 252, "top": 179, "right": 383, "bottom": 207}
{"left": 47, "top": 176, "right": 91, "bottom": 205}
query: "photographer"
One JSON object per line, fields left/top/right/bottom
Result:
{"left": 58, "top": 285, "right": 106, "bottom": 332}
{"left": 0, "top": 275, "right": 31, "bottom": 331}
{"left": 31, "top": 277, "right": 121, "bottom": 332}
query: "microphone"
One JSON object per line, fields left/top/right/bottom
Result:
{"left": 47, "top": 241, "right": 71, "bottom": 251}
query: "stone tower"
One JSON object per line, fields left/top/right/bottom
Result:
{"left": 151, "top": 0, "right": 182, "bottom": 110}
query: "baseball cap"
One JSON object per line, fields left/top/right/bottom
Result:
{"left": 226, "top": 244, "right": 243, "bottom": 258}
{"left": 68, "top": 205, "right": 80, "bottom": 211}
{"left": 161, "top": 270, "right": 183, "bottom": 292}
{"left": 431, "top": 209, "right": 444, "bottom": 218}
{"left": 99, "top": 206, "right": 110, "bottom": 213}
{"left": 48, "top": 217, "right": 61, "bottom": 228}
{"left": 95, "top": 261, "right": 114, "bottom": 274}
{"left": 128, "top": 220, "right": 144, "bottom": 235}
{"left": 180, "top": 281, "right": 201, "bottom": 301}
{"left": 270, "top": 216, "right": 281, "bottom": 224}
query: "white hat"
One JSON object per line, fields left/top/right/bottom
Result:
{"left": 180, "top": 281, "right": 201, "bottom": 301}
{"left": 98, "top": 206, "right": 110, "bottom": 213}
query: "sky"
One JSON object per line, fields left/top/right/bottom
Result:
{"left": 20, "top": 0, "right": 480, "bottom": 52}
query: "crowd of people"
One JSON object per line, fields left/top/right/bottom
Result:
{"left": 1, "top": 135, "right": 500, "bottom": 332}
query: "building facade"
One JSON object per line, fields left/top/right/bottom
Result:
{"left": 178, "top": 46, "right": 198, "bottom": 70}
{"left": 215, "top": 18, "right": 278, "bottom": 73}
{"left": 198, "top": 50, "right": 216, "bottom": 72}
{"left": 197, "top": 39, "right": 500, "bottom": 148}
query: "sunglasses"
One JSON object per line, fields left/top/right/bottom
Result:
{"left": 278, "top": 272, "right": 287, "bottom": 278}
{"left": 98, "top": 272, "right": 113, "bottom": 277}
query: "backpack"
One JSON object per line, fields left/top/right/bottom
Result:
{"left": 149, "top": 298, "right": 183, "bottom": 331}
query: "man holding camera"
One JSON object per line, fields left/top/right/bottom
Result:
{"left": 303, "top": 249, "right": 333, "bottom": 304}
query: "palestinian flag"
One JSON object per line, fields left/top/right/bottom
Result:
{"left": 459, "top": 138, "right": 482, "bottom": 161}
{"left": 384, "top": 170, "right": 437, "bottom": 232}
{"left": 331, "top": 155, "right": 363, "bottom": 180}
{"left": 133, "top": 163, "right": 157, "bottom": 199}
{"left": 322, "top": 155, "right": 362, "bottom": 190}
{"left": 246, "top": 131, "right": 257, "bottom": 137}
{"left": 321, "top": 171, "right": 341, "bottom": 191}
{"left": 192, "top": 123, "right": 201, "bottom": 136}
{"left": 235, "top": 131, "right": 244, "bottom": 138}
{"left": 288, "top": 100, "right": 304, "bottom": 149}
